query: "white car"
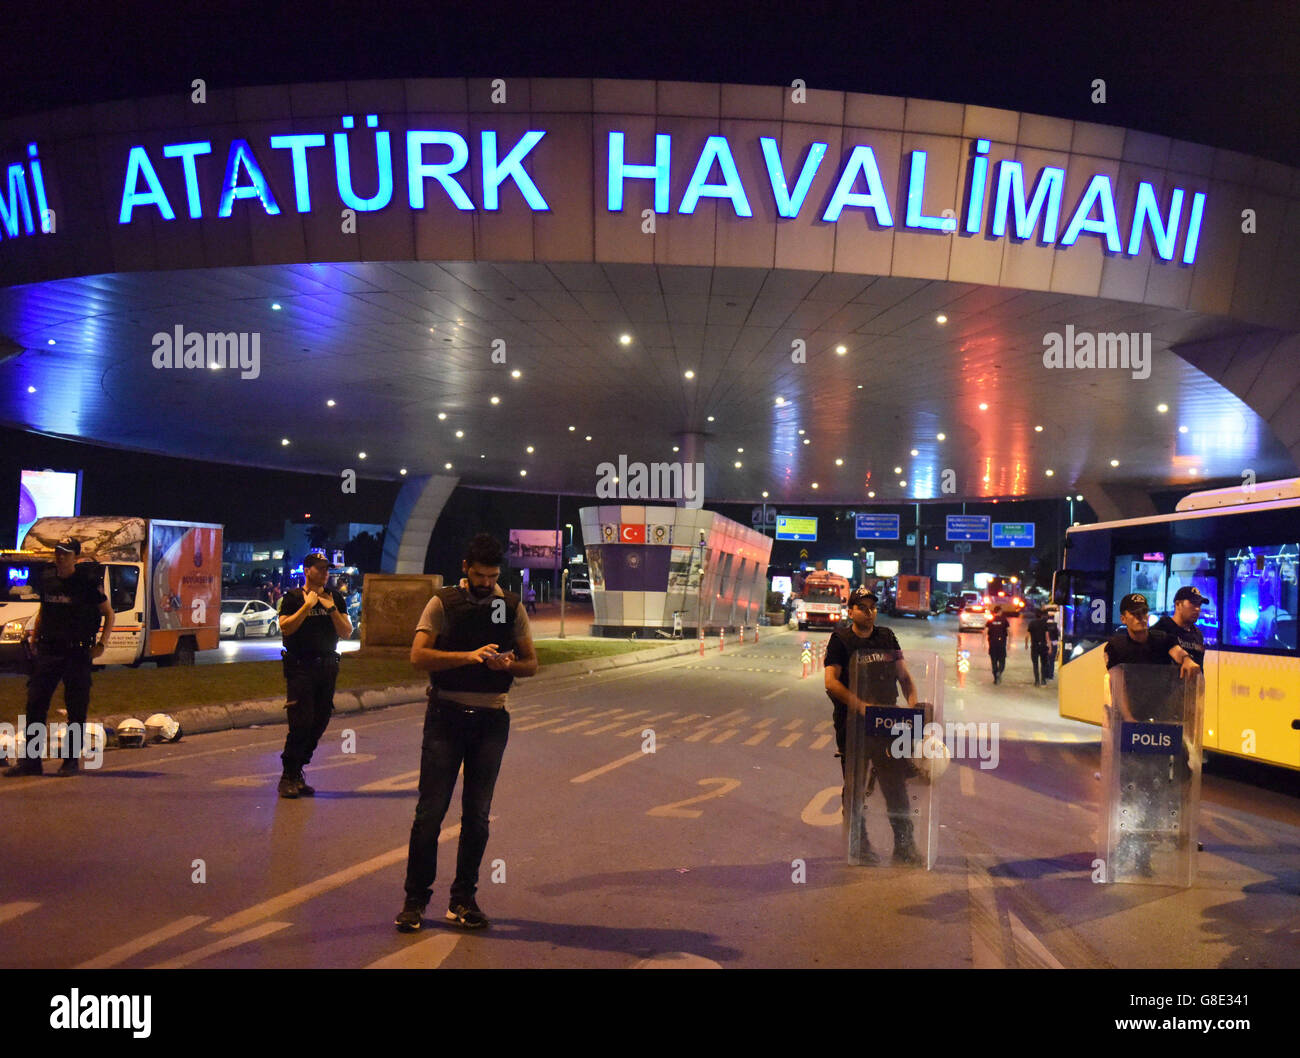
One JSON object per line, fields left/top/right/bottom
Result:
{"left": 957, "top": 602, "right": 991, "bottom": 633}
{"left": 568, "top": 577, "right": 591, "bottom": 600}
{"left": 220, "top": 599, "right": 279, "bottom": 638}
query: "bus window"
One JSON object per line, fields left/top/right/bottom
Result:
{"left": 1112, "top": 555, "right": 1167, "bottom": 623}
{"left": 1167, "top": 552, "right": 1218, "bottom": 646}
{"left": 1224, "top": 544, "right": 1298, "bottom": 651}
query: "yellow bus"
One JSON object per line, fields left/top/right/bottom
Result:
{"left": 1054, "top": 477, "right": 1300, "bottom": 769}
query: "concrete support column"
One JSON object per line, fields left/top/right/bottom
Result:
{"left": 381, "top": 474, "right": 459, "bottom": 573}
{"left": 1074, "top": 478, "right": 1157, "bottom": 523}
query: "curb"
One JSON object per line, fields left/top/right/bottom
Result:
{"left": 91, "top": 632, "right": 791, "bottom": 740}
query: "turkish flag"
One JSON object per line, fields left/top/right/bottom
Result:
{"left": 620, "top": 523, "right": 646, "bottom": 543}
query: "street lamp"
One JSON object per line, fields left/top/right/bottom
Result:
{"left": 565, "top": 523, "right": 574, "bottom": 552}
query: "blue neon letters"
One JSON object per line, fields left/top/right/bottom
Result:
{"left": 106, "top": 122, "right": 1209, "bottom": 264}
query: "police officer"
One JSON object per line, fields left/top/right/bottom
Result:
{"left": 5, "top": 538, "right": 113, "bottom": 778}
{"left": 824, "top": 588, "right": 923, "bottom": 865}
{"left": 1042, "top": 605, "right": 1061, "bottom": 681}
{"left": 1025, "top": 607, "right": 1057, "bottom": 686}
{"left": 985, "top": 605, "right": 1010, "bottom": 684}
{"left": 276, "top": 551, "right": 351, "bottom": 798}
{"left": 395, "top": 534, "right": 538, "bottom": 933}
{"left": 1105, "top": 593, "right": 1200, "bottom": 876}
{"left": 1153, "top": 587, "right": 1206, "bottom": 668}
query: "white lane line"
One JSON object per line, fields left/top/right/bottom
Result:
{"left": 206, "top": 824, "right": 467, "bottom": 935}
{"left": 631, "top": 952, "right": 722, "bottom": 968}
{"left": 215, "top": 753, "right": 377, "bottom": 786}
{"left": 0, "top": 902, "right": 41, "bottom": 926}
{"left": 760, "top": 688, "right": 784, "bottom": 701}
{"left": 356, "top": 769, "right": 422, "bottom": 793}
{"left": 571, "top": 750, "right": 652, "bottom": 784}
{"left": 583, "top": 722, "right": 628, "bottom": 736}
{"left": 75, "top": 915, "right": 209, "bottom": 970}
{"left": 148, "top": 921, "right": 291, "bottom": 969}
{"left": 551, "top": 719, "right": 596, "bottom": 734}
{"left": 367, "top": 931, "right": 461, "bottom": 969}
{"left": 1008, "top": 910, "right": 1065, "bottom": 969}
{"left": 514, "top": 717, "right": 564, "bottom": 732}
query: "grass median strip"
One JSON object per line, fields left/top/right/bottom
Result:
{"left": 0, "top": 639, "right": 666, "bottom": 726}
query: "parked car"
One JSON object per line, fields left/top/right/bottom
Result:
{"left": 220, "top": 599, "right": 279, "bottom": 638}
{"left": 945, "top": 590, "right": 977, "bottom": 614}
{"left": 957, "top": 600, "right": 991, "bottom": 632}
{"left": 568, "top": 577, "right": 591, "bottom": 600}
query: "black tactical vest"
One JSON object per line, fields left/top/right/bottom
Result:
{"left": 430, "top": 585, "right": 520, "bottom": 695}
{"left": 829, "top": 623, "right": 901, "bottom": 706}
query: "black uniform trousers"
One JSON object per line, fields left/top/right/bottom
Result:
{"left": 280, "top": 651, "right": 339, "bottom": 774}
{"left": 16, "top": 645, "right": 93, "bottom": 769}
{"left": 833, "top": 700, "right": 913, "bottom": 846}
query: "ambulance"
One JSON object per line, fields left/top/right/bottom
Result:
{"left": 0, "top": 516, "right": 223, "bottom": 668}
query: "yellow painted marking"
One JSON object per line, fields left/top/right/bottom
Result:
{"left": 760, "top": 688, "right": 784, "bottom": 701}
{"left": 149, "top": 921, "right": 291, "bottom": 969}
{"left": 743, "top": 730, "right": 772, "bottom": 746}
{"left": 357, "top": 769, "right": 422, "bottom": 792}
{"left": 810, "top": 733, "right": 833, "bottom": 751}
{"left": 76, "top": 915, "right": 209, "bottom": 969}
{"left": 647, "top": 778, "right": 741, "bottom": 818}
{"left": 552, "top": 719, "right": 596, "bottom": 734}
{"left": 784, "top": 719, "right": 804, "bottom": 731}
{"left": 754, "top": 717, "right": 777, "bottom": 728}
{"left": 631, "top": 952, "right": 723, "bottom": 968}
{"left": 641, "top": 711, "right": 678, "bottom": 722}
{"left": 583, "top": 721, "right": 628, "bottom": 736}
{"left": 368, "top": 932, "right": 461, "bottom": 969}
{"left": 710, "top": 729, "right": 740, "bottom": 744}
{"left": 814, "top": 719, "right": 832, "bottom": 733}
{"left": 514, "top": 717, "right": 564, "bottom": 732}
{"left": 207, "top": 825, "right": 468, "bottom": 935}
{"left": 0, "top": 901, "right": 41, "bottom": 926}
{"left": 960, "top": 766, "right": 976, "bottom": 798}
{"left": 778, "top": 732, "right": 802, "bottom": 748}
{"left": 800, "top": 785, "right": 843, "bottom": 827}
{"left": 674, "top": 713, "right": 708, "bottom": 725}
{"left": 215, "top": 753, "right": 376, "bottom": 786}
{"left": 1030, "top": 732, "right": 1051, "bottom": 743}
{"left": 571, "top": 750, "right": 651, "bottom": 784}
{"left": 685, "top": 728, "right": 717, "bottom": 743}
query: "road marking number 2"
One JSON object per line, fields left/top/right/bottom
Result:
{"left": 646, "top": 778, "right": 740, "bottom": 818}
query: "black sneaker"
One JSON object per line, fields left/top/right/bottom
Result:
{"left": 294, "top": 772, "right": 315, "bottom": 796}
{"left": 277, "top": 774, "right": 300, "bottom": 799}
{"left": 3, "top": 763, "right": 40, "bottom": 778}
{"left": 394, "top": 899, "right": 425, "bottom": 933}
{"left": 445, "top": 899, "right": 489, "bottom": 929}
{"left": 55, "top": 759, "right": 79, "bottom": 777}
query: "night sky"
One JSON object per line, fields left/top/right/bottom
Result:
{"left": 1, "top": 0, "right": 1296, "bottom": 575}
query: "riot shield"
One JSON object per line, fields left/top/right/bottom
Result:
{"left": 845, "top": 650, "right": 946, "bottom": 869}
{"left": 1100, "top": 663, "right": 1204, "bottom": 886}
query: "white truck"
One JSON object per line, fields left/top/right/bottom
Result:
{"left": 0, "top": 516, "right": 223, "bottom": 668}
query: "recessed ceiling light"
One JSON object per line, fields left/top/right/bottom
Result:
{"left": 867, "top": 490, "right": 875, "bottom": 498}
{"left": 737, "top": 447, "right": 744, "bottom": 453}
{"left": 1110, "top": 459, "right": 1119, "bottom": 467}
{"left": 281, "top": 438, "right": 290, "bottom": 446}
{"left": 511, "top": 369, "right": 521, "bottom": 379}
{"left": 836, "top": 345, "right": 847, "bottom": 355}
{"left": 978, "top": 402, "right": 988, "bottom": 411}
{"left": 520, "top": 469, "right": 527, "bottom": 477}
{"left": 271, "top": 303, "right": 281, "bottom": 311}
{"left": 811, "top": 482, "right": 819, "bottom": 488}
{"left": 455, "top": 430, "right": 464, "bottom": 438}
{"left": 936, "top": 314, "right": 947, "bottom": 324}
{"left": 438, "top": 412, "right": 447, "bottom": 420}
{"left": 734, "top": 461, "right": 742, "bottom": 468}
{"left": 1075, "top": 494, "right": 1083, "bottom": 501}
{"left": 835, "top": 458, "right": 844, "bottom": 466}
{"left": 490, "top": 395, "right": 500, "bottom": 405}
{"left": 1178, "top": 425, "right": 1188, "bottom": 434}
{"left": 568, "top": 425, "right": 576, "bottom": 431}
{"left": 620, "top": 334, "right": 632, "bottom": 345}
{"left": 27, "top": 386, "right": 36, "bottom": 393}
{"left": 1189, "top": 468, "right": 1198, "bottom": 475}
{"left": 358, "top": 452, "right": 367, "bottom": 460}
{"left": 326, "top": 399, "right": 336, "bottom": 407}
{"left": 775, "top": 396, "right": 785, "bottom": 405}
{"left": 1045, "top": 469, "right": 1055, "bottom": 476}
{"left": 444, "top": 462, "right": 452, "bottom": 470}
{"left": 802, "top": 439, "right": 810, "bottom": 445}
{"left": 526, "top": 446, "right": 534, "bottom": 453}
{"left": 894, "top": 466, "right": 902, "bottom": 474}
{"left": 936, "top": 432, "right": 946, "bottom": 441}
{"left": 762, "top": 491, "right": 769, "bottom": 498}
{"left": 1034, "top": 425, "right": 1043, "bottom": 432}
{"left": 47, "top": 339, "right": 56, "bottom": 346}
{"left": 899, "top": 480, "right": 907, "bottom": 487}
{"left": 585, "top": 435, "right": 592, "bottom": 442}
{"left": 684, "top": 370, "right": 695, "bottom": 379}
{"left": 707, "top": 415, "right": 715, "bottom": 422}
{"left": 672, "top": 446, "right": 679, "bottom": 452}
{"left": 400, "top": 468, "right": 407, "bottom": 475}
{"left": 1157, "top": 403, "right": 1169, "bottom": 413}
{"left": 797, "top": 428, "right": 805, "bottom": 435}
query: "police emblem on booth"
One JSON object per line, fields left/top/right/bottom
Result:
{"left": 601, "top": 524, "right": 617, "bottom": 542}
{"left": 650, "top": 524, "right": 671, "bottom": 545}
{"left": 625, "top": 551, "right": 642, "bottom": 570}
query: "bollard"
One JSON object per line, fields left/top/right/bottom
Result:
{"left": 956, "top": 644, "right": 971, "bottom": 688}
{"left": 719, "top": 628, "right": 725, "bottom": 653}
{"left": 699, "top": 627, "right": 705, "bottom": 657}
{"left": 801, "top": 640, "right": 812, "bottom": 678}
{"left": 739, "top": 624, "right": 745, "bottom": 644}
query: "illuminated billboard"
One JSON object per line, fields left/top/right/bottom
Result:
{"left": 775, "top": 516, "right": 817, "bottom": 542}
{"left": 17, "top": 470, "right": 81, "bottom": 546}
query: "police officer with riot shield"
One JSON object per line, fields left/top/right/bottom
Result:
{"left": 4, "top": 538, "right": 114, "bottom": 777}
{"left": 824, "top": 588, "right": 924, "bottom": 865}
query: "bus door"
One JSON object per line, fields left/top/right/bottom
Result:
{"left": 1052, "top": 568, "right": 1110, "bottom": 666}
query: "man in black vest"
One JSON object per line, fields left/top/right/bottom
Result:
{"left": 395, "top": 534, "right": 538, "bottom": 932}
{"left": 276, "top": 551, "right": 351, "bottom": 798}
{"left": 1025, "top": 607, "right": 1057, "bottom": 687}
{"left": 1153, "top": 587, "right": 1207, "bottom": 669}
{"left": 5, "top": 538, "right": 113, "bottom": 778}
{"left": 824, "top": 588, "right": 923, "bottom": 865}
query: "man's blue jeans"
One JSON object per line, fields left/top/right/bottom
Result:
{"left": 403, "top": 698, "right": 510, "bottom": 907}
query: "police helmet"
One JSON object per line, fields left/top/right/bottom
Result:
{"left": 144, "top": 713, "right": 182, "bottom": 742}
{"left": 116, "top": 718, "right": 147, "bottom": 748}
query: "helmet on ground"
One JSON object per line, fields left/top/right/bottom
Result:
{"left": 116, "top": 718, "right": 147, "bottom": 748}
{"left": 144, "top": 713, "right": 182, "bottom": 742}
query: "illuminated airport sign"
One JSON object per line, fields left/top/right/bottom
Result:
{"left": 775, "top": 516, "right": 818, "bottom": 542}
{"left": 855, "top": 513, "right": 900, "bottom": 540}
{"left": 3, "top": 122, "right": 1208, "bottom": 265}
{"left": 992, "top": 522, "right": 1036, "bottom": 548}
{"left": 946, "top": 515, "right": 991, "bottom": 542}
